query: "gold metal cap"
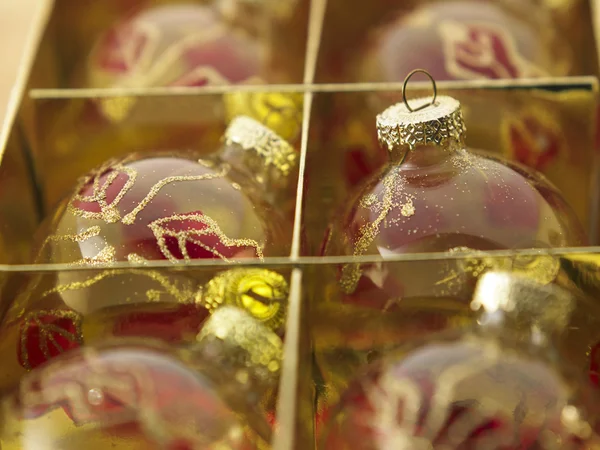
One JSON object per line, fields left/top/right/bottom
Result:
{"left": 471, "top": 271, "right": 574, "bottom": 333}
{"left": 224, "top": 116, "right": 297, "bottom": 183}
{"left": 377, "top": 95, "right": 466, "bottom": 152}
{"left": 195, "top": 306, "right": 283, "bottom": 392}
{"left": 200, "top": 268, "right": 288, "bottom": 332}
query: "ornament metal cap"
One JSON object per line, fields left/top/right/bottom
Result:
{"left": 194, "top": 306, "right": 283, "bottom": 391}
{"left": 471, "top": 271, "right": 574, "bottom": 333}
{"left": 199, "top": 268, "right": 288, "bottom": 332}
{"left": 224, "top": 116, "right": 298, "bottom": 180}
{"left": 377, "top": 69, "right": 466, "bottom": 152}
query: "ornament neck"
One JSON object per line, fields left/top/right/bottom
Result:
{"left": 190, "top": 305, "right": 282, "bottom": 399}
{"left": 218, "top": 116, "right": 297, "bottom": 198}
{"left": 390, "top": 140, "right": 463, "bottom": 168}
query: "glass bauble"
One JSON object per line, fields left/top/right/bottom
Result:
{"left": 34, "top": 116, "right": 296, "bottom": 267}
{"left": 320, "top": 273, "right": 600, "bottom": 449}
{"left": 84, "top": 3, "right": 269, "bottom": 89}
{"left": 0, "top": 307, "right": 282, "bottom": 450}
{"left": 323, "top": 96, "right": 585, "bottom": 298}
{"left": 351, "top": 0, "right": 570, "bottom": 83}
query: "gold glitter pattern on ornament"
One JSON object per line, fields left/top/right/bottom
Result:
{"left": 340, "top": 170, "right": 414, "bottom": 294}
{"left": 121, "top": 165, "right": 230, "bottom": 225}
{"left": 377, "top": 96, "right": 465, "bottom": 152}
{"left": 36, "top": 226, "right": 102, "bottom": 261}
{"left": 68, "top": 164, "right": 138, "bottom": 223}
{"left": 401, "top": 200, "right": 415, "bottom": 217}
{"left": 19, "top": 310, "right": 84, "bottom": 371}
{"left": 41, "top": 226, "right": 101, "bottom": 246}
{"left": 41, "top": 270, "right": 195, "bottom": 305}
{"left": 224, "top": 92, "right": 303, "bottom": 143}
{"left": 71, "top": 245, "right": 117, "bottom": 266}
{"left": 200, "top": 269, "right": 288, "bottom": 331}
{"left": 148, "top": 212, "right": 265, "bottom": 262}
{"left": 224, "top": 116, "right": 297, "bottom": 177}
{"left": 197, "top": 306, "right": 283, "bottom": 382}
{"left": 438, "top": 20, "right": 549, "bottom": 80}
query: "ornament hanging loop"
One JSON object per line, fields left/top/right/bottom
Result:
{"left": 403, "top": 69, "right": 437, "bottom": 113}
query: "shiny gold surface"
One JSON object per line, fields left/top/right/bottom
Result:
{"left": 0, "top": 1, "right": 599, "bottom": 450}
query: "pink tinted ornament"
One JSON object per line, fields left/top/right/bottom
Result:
{"left": 321, "top": 273, "right": 600, "bottom": 449}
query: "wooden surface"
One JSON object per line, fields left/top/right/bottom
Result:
{"left": 0, "top": 0, "right": 43, "bottom": 128}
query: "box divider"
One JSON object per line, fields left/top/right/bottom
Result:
{"left": 273, "top": 268, "right": 304, "bottom": 450}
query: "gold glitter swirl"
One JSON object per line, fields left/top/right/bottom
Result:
{"left": 127, "top": 253, "right": 148, "bottom": 264}
{"left": 340, "top": 171, "right": 406, "bottom": 294}
{"left": 224, "top": 116, "right": 297, "bottom": 177}
{"left": 68, "top": 163, "right": 138, "bottom": 223}
{"left": 35, "top": 226, "right": 102, "bottom": 262}
{"left": 121, "top": 165, "right": 230, "bottom": 225}
{"left": 19, "top": 310, "right": 84, "bottom": 371}
{"left": 148, "top": 212, "right": 265, "bottom": 262}
{"left": 41, "top": 269, "right": 195, "bottom": 305}
{"left": 199, "top": 269, "right": 288, "bottom": 331}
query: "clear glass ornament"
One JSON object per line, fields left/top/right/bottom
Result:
{"left": 320, "top": 272, "right": 600, "bottom": 450}
{"left": 34, "top": 116, "right": 296, "bottom": 267}
{"left": 350, "top": 0, "right": 571, "bottom": 83}
{"left": 0, "top": 306, "right": 282, "bottom": 450}
{"left": 323, "top": 83, "right": 586, "bottom": 297}
{"left": 0, "top": 266, "right": 288, "bottom": 393}
{"left": 81, "top": 0, "right": 298, "bottom": 89}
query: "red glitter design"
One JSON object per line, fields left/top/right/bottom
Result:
{"left": 18, "top": 311, "right": 82, "bottom": 370}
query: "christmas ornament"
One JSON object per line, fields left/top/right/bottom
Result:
{"left": 320, "top": 272, "right": 600, "bottom": 449}
{"left": 351, "top": 0, "right": 570, "bottom": 83}
{"left": 0, "top": 266, "right": 288, "bottom": 392}
{"left": 83, "top": 1, "right": 297, "bottom": 90}
{"left": 78, "top": 0, "right": 303, "bottom": 138}
{"left": 0, "top": 306, "right": 282, "bottom": 450}
{"left": 323, "top": 71, "right": 586, "bottom": 299}
{"left": 34, "top": 115, "right": 296, "bottom": 267}
{"left": 333, "top": 0, "right": 572, "bottom": 192}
